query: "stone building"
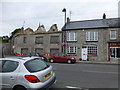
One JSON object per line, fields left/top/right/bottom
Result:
{"left": 11, "top": 16, "right": 120, "bottom": 62}
{"left": 11, "top": 24, "right": 62, "bottom": 55}
{"left": 62, "top": 16, "right": 120, "bottom": 62}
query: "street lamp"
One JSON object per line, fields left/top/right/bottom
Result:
{"left": 62, "top": 8, "right": 66, "bottom": 24}
{"left": 2, "top": 46, "right": 4, "bottom": 58}
{"left": 62, "top": 8, "right": 67, "bottom": 54}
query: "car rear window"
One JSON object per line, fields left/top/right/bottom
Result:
{"left": 24, "top": 58, "right": 49, "bottom": 73}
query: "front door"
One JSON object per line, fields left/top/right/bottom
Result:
{"left": 81, "top": 47, "right": 88, "bottom": 61}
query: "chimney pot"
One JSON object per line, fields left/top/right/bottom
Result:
{"left": 103, "top": 13, "right": 106, "bottom": 19}
{"left": 67, "top": 17, "right": 70, "bottom": 23}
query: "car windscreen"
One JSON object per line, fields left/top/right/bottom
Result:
{"left": 24, "top": 58, "right": 49, "bottom": 73}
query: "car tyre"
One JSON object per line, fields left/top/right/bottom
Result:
{"left": 67, "top": 60, "right": 72, "bottom": 64}
{"left": 14, "top": 86, "right": 26, "bottom": 90}
{"left": 50, "top": 59, "right": 54, "bottom": 63}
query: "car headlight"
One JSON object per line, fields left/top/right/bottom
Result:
{"left": 71, "top": 58, "right": 75, "bottom": 59}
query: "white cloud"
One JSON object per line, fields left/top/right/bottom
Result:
{"left": 1, "top": 0, "right": 120, "bottom": 3}
{"left": 0, "top": 0, "right": 119, "bottom": 36}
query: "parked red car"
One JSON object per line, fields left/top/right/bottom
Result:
{"left": 48, "top": 52, "right": 76, "bottom": 64}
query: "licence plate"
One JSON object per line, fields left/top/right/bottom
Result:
{"left": 44, "top": 72, "right": 52, "bottom": 79}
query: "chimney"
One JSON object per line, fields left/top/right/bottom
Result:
{"left": 67, "top": 17, "right": 70, "bottom": 23}
{"left": 103, "top": 13, "right": 106, "bottom": 19}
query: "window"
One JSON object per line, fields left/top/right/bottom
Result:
{"left": 24, "top": 59, "right": 49, "bottom": 73}
{"left": 50, "top": 36, "right": 59, "bottom": 44}
{"left": 35, "top": 48, "right": 43, "bottom": 54}
{"left": 35, "top": 36, "right": 43, "bottom": 44}
{"left": 53, "top": 53, "right": 64, "bottom": 56}
{"left": 86, "top": 32, "right": 98, "bottom": 41}
{"left": 110, "top": 47, "right": 120, "bottom": 58}
{"left": 67, "top": 46, "right": 77, "bottom": 54}
{"left": 67, "top": 32, "right": 77, "bottom": 41}
{"left": 2, "top": 60, "right": 19, "bottom": 72}
{"left": 23, "top": 37, "right": 27, "bottom": 43}
{"left": 110, "top": 30, "right": 116, "bottom": 39}
{"left": 21, "top": 48, "right": 28, "bottom": 54}
{"left": 50, "top": 48, "right": 59, "bottom": 54}
{"left": 88, "top": 46, "right": 97, "bottom": 55}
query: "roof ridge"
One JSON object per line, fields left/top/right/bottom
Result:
{"left": 69, "top": 18, "right": 119, "bottom": 23}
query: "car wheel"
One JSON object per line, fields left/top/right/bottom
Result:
{"left": 67, "top": 60, "right": 72, "bottom": 64}
{"left": 14, "top": 86, "right": 26, "bottom": 90}
{"left": 50, "top": 59, "right": 54, "bottom": 63}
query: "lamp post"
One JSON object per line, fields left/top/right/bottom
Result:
{"left": 2, "top": 46, "right": 4, "bottom": 58}
{"left": 62, "top": 8, "right": 66, "bottom": 24}
{"left": 62, "top": 8, "right": 67, "bottom": 54}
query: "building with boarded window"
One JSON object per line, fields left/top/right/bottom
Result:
{"left": 11, "top": 24, "right": 62, "bottom": 56}
{"left": 11, "top": 16, "right": 120, "bottom": 62}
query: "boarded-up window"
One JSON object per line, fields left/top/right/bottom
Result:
{"left": 23, "top": 37, "right": 27, "bottom": 43}
{"left": 50, "top": 36, "right": 59, "bottom": 44}
{"left": 50, "top": 48, "right": 59, "bottom": 54}
{"left": 35, "top": 48, "right": 43, "bottom": 54}
{"left": 35, "top": 36, "right": 43, "bottom": 44}
{"left": 21, "top": 48, "right": 28, "bottom": 54}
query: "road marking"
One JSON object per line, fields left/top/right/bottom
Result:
{"left": 83, "top": 70, "right": 118, "bottom": 74}
{"left": 66, "top": 86, "right": 82, "bottom": 89}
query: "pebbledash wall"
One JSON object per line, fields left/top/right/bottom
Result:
{"left": 11, "top": 18, "right": 120, "bottom": 62}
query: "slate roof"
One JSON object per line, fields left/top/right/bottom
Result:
{"left": 62, "top": 18, "right": 120, "bottom": 31}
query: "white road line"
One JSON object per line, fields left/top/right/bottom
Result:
{"left": 83, "top": 70, "right": 118, "bottom": 74}
{"left": 66, "top": 86, "right": 82, "bottom": 89}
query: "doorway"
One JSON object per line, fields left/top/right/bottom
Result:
{"left": 81, "top": 46, "right": 88, "bottom": 61}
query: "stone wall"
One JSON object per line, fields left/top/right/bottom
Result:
{"left": 0, "top": 43, "right": 11, "bottom": 58}
{"left": 12, "top": 32, "right": 62, "bottom": 55}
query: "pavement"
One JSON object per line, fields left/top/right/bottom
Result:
{"left": 76, "top": 60, "right": 119, "bottom": 65}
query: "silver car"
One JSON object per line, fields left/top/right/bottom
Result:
{"left": 0, "top": 56, "right": 56, "bottom": 90}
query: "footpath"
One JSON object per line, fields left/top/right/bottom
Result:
{"left": 76, "top": 60, "right": 119, "bottom": 65}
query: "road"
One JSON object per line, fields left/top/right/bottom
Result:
{"left": 48, "top": 62, "right": 119, "bottom": 90}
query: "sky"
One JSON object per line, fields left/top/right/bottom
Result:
{"left": 0, "top": 0, "right": 120, "bottom": 36}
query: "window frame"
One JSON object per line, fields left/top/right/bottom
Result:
{"left": 35, "top": 36, "right": 44, "bottom": 44}
{"left": 67, "top": 46, "right": 77, "bottom": 54}
{"left": 87, "top": 46, "right": 97, "bottom": 56}
{"left": 110, "top": 30, "right": 116, "bottom": 40}
{"left": 110, "top": 47, "right": 120, "bottom": 58}
{"left": 67, "top": 32, "right": 77, "bottom": 41}
{"left": 86, "top": 31, "right": 98, "bottom": 41}
{"left": 50, "top": 36, "right": 60, "bottom": 44}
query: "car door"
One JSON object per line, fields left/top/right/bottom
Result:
{"left": 58, "top": 53, "right": 66, "bottom": 62}
{"left": 2, "top": 60, "right": 19, "bottom": 89}
{"left": 53, "top": 53, "right": 60, "bottom": 62}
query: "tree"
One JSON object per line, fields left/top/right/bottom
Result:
{"left": 10, "top": 28, "right": 22, "bottom": 38}
{"left": 1, "top": 36, "right": 9, "bottom": 43}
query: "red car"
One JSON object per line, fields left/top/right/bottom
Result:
{"left": 48, "top": 52, "right": 76, "bottom": 64}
